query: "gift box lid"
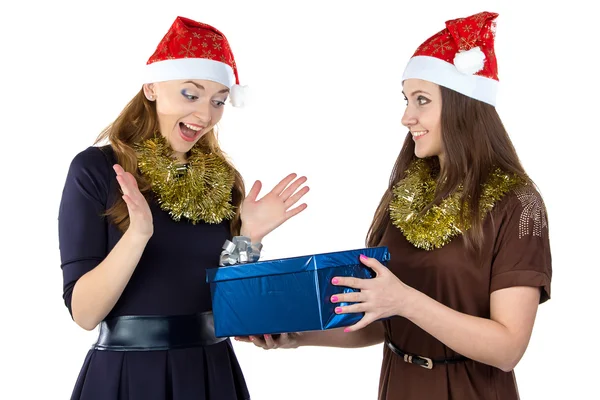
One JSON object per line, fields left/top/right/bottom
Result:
{"left": 206, "top": 246, "right": 390, "bottom": 283}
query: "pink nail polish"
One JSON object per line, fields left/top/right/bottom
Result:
{"left": 332, "top": 278, "right": 339, "bottom": 284}
{"left": 331, "top": 296, "right": 338, "bottom": 302}
{"left": 360, "top": 254, "right": 368, "bottom": 261}
{"left": 344, "top": 328, "right": 350, "bottom": 333}
{"left": 335, "top": 307, "right": 343, "bottom": 313}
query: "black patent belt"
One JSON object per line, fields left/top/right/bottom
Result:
{"left": 386, "top": 336, "right": 469, "bottom": 369}
{"left": 93, "top": 311, "right": 227, "bottom": 351}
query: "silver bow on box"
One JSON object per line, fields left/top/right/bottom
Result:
{"left": 219, "top": 236, "right": 263, "bottom": 266}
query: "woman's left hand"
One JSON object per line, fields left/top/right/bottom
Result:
{"left": 331, "top": 255, "right": 413, "bottom": 332}
{"left": 235, "top": 333, "right": 300, "bottom": 350}
{"left": 240, "top": 173, "right": 309, "bottom": 243}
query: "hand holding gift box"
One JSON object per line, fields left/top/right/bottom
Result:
{"left": 329, "top": 254, "right": 410, "bottom": 332}
{"left": 235, "top": 254, "right": 403, "bottom": 349}
{"left": 206, "top": 246, "right": 390, "bottom": 337}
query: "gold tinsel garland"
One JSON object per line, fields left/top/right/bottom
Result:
{"left": 389, "top": 159, "right": 524, "bottom": 250}
{"left": 135, "top": 136, "right": 235, "bottom": 224}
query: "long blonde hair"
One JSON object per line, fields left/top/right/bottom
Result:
{"left": 95, "top": 89, "right": 245, "bottom": 235}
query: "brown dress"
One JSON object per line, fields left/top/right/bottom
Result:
{"left": 377, "top": 187, "right": 552, "bottom": 400}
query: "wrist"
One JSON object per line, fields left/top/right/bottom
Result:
{"left": 240, "top": 228, "right": 263, "bottom": 244}
{"left": 397, "top": 284, "right": 420, "bottom": 320}
{"left": 240, "top": 229, "right": 263, "bottom": 244}
{"left": 124, "top": 229, "right": 152, "bottom": 245}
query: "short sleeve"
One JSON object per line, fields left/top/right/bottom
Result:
{"left": 58, "top": 146, "right": 113, "bottom": 315}
{"left": 490, "top": 186, "right": 552, "bottom": 303}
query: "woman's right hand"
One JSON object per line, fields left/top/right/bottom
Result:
{"left": 114, "top": 164, "right": 154, "bottom": 239}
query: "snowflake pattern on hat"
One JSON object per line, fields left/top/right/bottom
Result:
{"left": 144, "top": 16, "right": 247, "bottom": 107}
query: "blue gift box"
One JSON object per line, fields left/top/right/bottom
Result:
{"left": 206, "top": 246, "right": 390, "bottom": 337}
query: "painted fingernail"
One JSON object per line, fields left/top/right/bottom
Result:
{"left": 360, "top": 254, "right": 368, "bottom": 261}
{"left": 265, "top": 334, "right": 271, "bottom": 339}
{"left": 344, "top": 328, "right": 351, "bottom": 333}
{"left": 332, "top": 278, "right": 339, "bottom": 284}
{"left": 249, "top": 336, "right": 255, "bottom": 341}
{"left": 335, "top": 307, "right": 343, "bottom": 313}
{"left": 331, "top": 296, "right": 338, "bottom": 302}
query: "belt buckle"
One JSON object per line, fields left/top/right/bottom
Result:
{"left": 403, "top": 354, "right": 433, "bottom": 370}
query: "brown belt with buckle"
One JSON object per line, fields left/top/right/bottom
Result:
{"left": 386, "top": 337, "right": 469, "bottom": 369}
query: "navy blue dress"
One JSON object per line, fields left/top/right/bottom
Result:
{"left": 58, "top": 146, "right": 250, "bottom": 400}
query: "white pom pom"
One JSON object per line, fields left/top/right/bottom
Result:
{"left": 453, "top": 46, "right": 485, "bottom": 75}
{"left": 230, "top": 84, "right": 248, "bottom": 107}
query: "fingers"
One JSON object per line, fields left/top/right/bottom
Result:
{"left": 359, "top": 255, "right": 387, "bottom": 276}
{"left": 331, "top": 291, "right": 364, "bottom": 304}
{"left": 334, "top": 303, "right": 367, "bottom": 314}
{"left": 263, "top": 334, "right": 276, "bottom": 348}
{"left": 284, "top": 203, "right": 308, "bottom": 219}
{"left": 234, "top": 334, "right": 290, "bottom": 350}
{"left": 114, "top": 164, "right": 136, "bottom": 186}
{"left": 114, "top": 165, "right": 130, "bottom": 195}
{"left": 270, "top": 173, "right": 298, "bottom": 196}
{"left": 121, "top": 194, "right": 139, "bottom": 210}
{"left": 246, "top": 180, "right": 262, "bottom": 202}
{"left": 342, "top": 315, "right": 374, "bottom": 333}
{"left": 116, "top": 176, "right": 138, "bottom": 207}
{"left": 113, "top": 164, "right": 125, "bottom": 175}
{"left": 331, "top": 276, "right": 371, "bottom": 290}
{"left": 113, "top": 164, "right": 142, "bottom": 202}
{"left": 284, "top": 186, "right": 310, "bottom": 209}
{"left": 280, "top": 176, "right": 308, "bottom": 202}
{"left": 249, "top": 334, "right": 278, "bottom": 349}
{"left": 279, "top": 333, "right": 290, "bottom": 343}
{"left": 331, "top": 256, "right": 387, "bottom": 288}
{"left": 248, "top": 335, "right": 268, "bottom": 349}
{"left": 125, "top": 171, "right": 140, "bottom": 190}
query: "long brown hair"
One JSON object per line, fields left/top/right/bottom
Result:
{"left": 366, "top": 86, "right": 530, "bottom": 252}
{"left": 95, "top": 89, "right": 245, "bottom": 235}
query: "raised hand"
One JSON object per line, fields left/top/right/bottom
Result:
{"left": 240, "top": 173, "right": 309, "bottom": 243}
{"left": 113, "top": 164, "right": 154, "bottom": 239}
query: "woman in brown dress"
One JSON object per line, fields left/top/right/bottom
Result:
{"left": 241, "top": 11, "right": 551, "bottom": 400}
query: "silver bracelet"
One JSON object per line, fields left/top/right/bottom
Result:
{"left": 219, "top": 236, "right": 263, "bottom": 266}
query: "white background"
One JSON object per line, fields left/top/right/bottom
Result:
{"left": 1, "top": 0, "right": 597, "bottom": 399}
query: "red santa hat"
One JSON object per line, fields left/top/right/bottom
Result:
{"left": 144, "top": 16, "right": 247, "bottom": 107}
{"left": 402, "top": 11, "right": 499, "bottom": 106}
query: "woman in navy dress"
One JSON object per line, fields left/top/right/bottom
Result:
{"left": 58, "top": 16, "right": 309, "bottom": 400}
